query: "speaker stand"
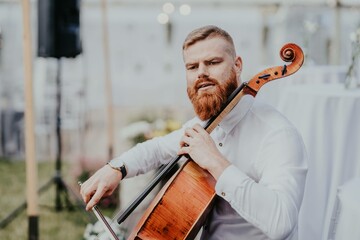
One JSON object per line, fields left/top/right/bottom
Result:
{"left": 52, "top": 57, "right": 73, "bottom": 211}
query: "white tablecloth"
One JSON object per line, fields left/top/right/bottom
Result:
{"left": 327, "top": 178, "right": 360, "bottom": 240}
{"left": 275, "top": 84, "right": 360, "bottom": 240}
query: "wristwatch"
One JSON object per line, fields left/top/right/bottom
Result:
{"left": 107, "top": 161, "right": 127, "bottom": 180}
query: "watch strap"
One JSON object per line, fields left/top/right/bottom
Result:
{"left": 107, "top": 161, "right": 127, "bottom": 180}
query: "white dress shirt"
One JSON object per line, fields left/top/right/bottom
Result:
{"left": 111, "top": 94, "right": 308, "bottom": 240}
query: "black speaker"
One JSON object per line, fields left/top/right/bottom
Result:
{"left": 38, "top": 0, "right": 82, "bottom": 58}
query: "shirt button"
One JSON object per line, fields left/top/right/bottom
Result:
{"left": 219, "top": 143, "right": 223, "bottom": 147}
{"left": 221, "top": 192, "right": 226, "bottom": 197}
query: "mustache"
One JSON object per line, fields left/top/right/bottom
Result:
{"left": 194, "top": 77, "right": 219, "bottom": 91}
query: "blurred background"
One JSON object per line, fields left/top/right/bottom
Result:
{"left": 0, "top": 0, "right": 360, "bottom": 239}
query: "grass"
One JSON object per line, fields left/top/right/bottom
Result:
{"left": 0, "top": 158, "right": 95, "bottom": 240}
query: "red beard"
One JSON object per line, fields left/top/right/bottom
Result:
{"left": 187, "top": 68, "right": 238, "bottom": 121}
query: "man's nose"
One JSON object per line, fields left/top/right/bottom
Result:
{"left": 197, "top": 64, "right": 209, "bottom": 79}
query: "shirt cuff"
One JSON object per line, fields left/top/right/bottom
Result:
{"left": 111, "top": 154, "right": 141, "bottom": 178}
{"left": 108, "top": 157, "right": 128, "bottom": 177}
{"left": 215, "top": 164, "right": 248, "bottom": 201}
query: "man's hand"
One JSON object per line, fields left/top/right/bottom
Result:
{"left": 177, "top": 123, "right": 230, "bottom": 179}
{"left": 80, "top": 164, "right": 122, "bottom": 210}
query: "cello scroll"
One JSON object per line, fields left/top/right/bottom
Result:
{"left": 244, "top": 43, "right": 304, "bottom": 96}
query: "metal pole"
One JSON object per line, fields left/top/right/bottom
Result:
{"left": 21, "top": 0, "right": 39, "bottom": 239}
{"left": 55, "top": 58, "right": 63, "bottom": 211}
{"left": 101, "top": 0, "right": 114, "bottom": 160}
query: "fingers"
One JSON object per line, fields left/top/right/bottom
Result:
{"left": 177, "top": 146, "right": 188, "bottom": 156}
{"left": 79, "top": 165, "right": 123, "bottom": 211}
{"left": 179, "top": 127, "right": 194, "bottom": 151}
{"left": 192, "top": 124, "right": 208, "bottom": 137}
{"left": 181, "top": 124, "right": 207, "bottom": 145}
{"left": 179, "top": 135, "right": 191, "bottom": 147}
{"left": 85, "top": 184, "right": 108, "bottom": 211}
{"left": 184, "top": 124, "right": 207, "bottom": 137}
{"left": 184, "top": 127, "right": 196, "bottom": 138}
{"left": 79, "top": 171, "right": 105, "bottom": 209}
{"left": 80, "top": 179, "right": 95, "bottom": 204}
{"left": 178, "top": 126, "right": 200, "bottom": 156}
{"left": 178, "top": 123, "right": 214, "bottom": 158}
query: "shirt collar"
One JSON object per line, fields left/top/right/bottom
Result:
{"left": 218, "top": 94, "right": 254, "bottom": 134}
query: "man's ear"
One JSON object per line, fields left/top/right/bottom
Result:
{"left": 235, "top": 56, "right": 242, "bottom": 74}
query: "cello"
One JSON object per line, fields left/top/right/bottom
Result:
{"left": 97, "top": 43, "right": 304, "bottom": 240}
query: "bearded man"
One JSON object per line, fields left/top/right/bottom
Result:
{"left": 80, "top": 25, "right": 307, "bottom": 240}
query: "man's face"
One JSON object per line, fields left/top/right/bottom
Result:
{"left": 183, "top": 37, "right": 242, "bottom": 120}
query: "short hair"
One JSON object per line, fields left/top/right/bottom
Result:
{"left": 182, "top": 25, "right": 236, "bottom": 57}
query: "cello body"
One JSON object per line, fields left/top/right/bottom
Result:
{"left": 128, "top": 160, "right": 216, "bottom": 240}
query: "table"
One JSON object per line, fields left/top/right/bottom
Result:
{"left": 327, "top": 178, "right": 360, "bottom": 240}
{"left": 275, "top": 84, "right": 360, "bottom": 240}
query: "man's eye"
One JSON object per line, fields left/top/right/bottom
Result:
{"left": 209, "top": 61, "right": 219, "bottom": 65}
{"left": 187, "top": 65, "right": 197, "bottom": 70}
